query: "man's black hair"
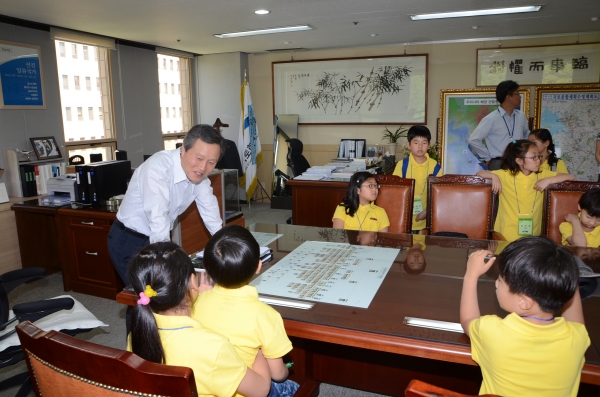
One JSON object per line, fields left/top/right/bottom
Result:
{"left": 497, "top": 236, "right": 578, "bottom": 313}
{"left": 182, "top": 124, "right": 226, "bottom": 160}
{"left": 496, "top": 80, "right": 520, "bottom": 104}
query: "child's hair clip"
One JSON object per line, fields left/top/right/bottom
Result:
{"left": 511, "top": 140, "right": 517, "bottom": 144}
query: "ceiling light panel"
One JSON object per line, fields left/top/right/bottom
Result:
{"left": 214, "top": 25, "right": 312, "bottom": 38}
{"left": 410, "top": 6, "right": 542, "bottom": 21}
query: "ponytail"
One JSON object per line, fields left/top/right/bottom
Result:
{"left": 128, "top": 242, "right": 195, "bottom": 364}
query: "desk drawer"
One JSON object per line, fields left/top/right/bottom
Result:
{"left": 71, "top": 228, "right": 117, "bottom": 288}
{"left": 70, "top": 217, "right": 109, "bottom": 228}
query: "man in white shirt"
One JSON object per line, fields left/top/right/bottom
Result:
{"left": 108, "top": 124, "right": 225, "bottom": 285}
{"left": 468, "top": 80, "right": 530, "bottom": 171}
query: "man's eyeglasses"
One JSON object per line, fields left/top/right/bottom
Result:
{"left": 522, "top": 155, "right": 543, "bottom": 161}
{"left": 363, "top": 184, "right": 380, "bottom": 189}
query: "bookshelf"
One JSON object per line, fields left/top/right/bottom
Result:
{"left": 2, "top": 149, "right": 68, "bottom": 198}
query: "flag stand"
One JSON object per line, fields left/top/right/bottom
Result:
{"left": 248, "top": 180, "right": 271, "bottom": 210}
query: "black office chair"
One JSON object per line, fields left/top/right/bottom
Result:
{"left": 68, "top": 155, "right": 84, "bottom": 165}
{"left": 286, "top": 138, "right": 310, "bottom": 177}
{"left": 0, "top": 268, "right": 95, "bottom": 397}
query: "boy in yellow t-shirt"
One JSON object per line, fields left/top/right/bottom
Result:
{"left": 460, "top": 237, "right": 589, "bottom": 397}
{"left": 560, "top": 188, "right": 600, "bottom": 247}
{"left": 192, "top": 225, "right": 299, "bottom": 397}
{"left": 393, "top": 126, "right": 442, "bottom": 233}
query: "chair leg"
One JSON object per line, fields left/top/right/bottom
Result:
{"left": 0, "top": 372, "right": 29, "bottom": 391}
{"left": 15, "top": 377, "right": 32, "bottom": 397}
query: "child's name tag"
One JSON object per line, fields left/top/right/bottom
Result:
{"left": 518, "top": 217, "right": 533, "bottom": 236}
{"left": 413, "top": 197, "right": 423, "bottom": 216}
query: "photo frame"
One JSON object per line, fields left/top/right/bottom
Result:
{"left": 0, "top": 40, "right": 46, "bottom": 109}
{"left": 534, "top": 85, "right": 600, "bottom": 182}
{"left": 439, "top": 88, "right": 530, "bottom": 175}
{"left": 30, "top": 136, "right": 62, "bottom": 160}
{"left": 273, "top": 55, "right": 428, "bottom": 125}
{"left": 477, "top": 43, "right": 600, "bottom": 87}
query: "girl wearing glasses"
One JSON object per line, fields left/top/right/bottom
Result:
{"left": 477, "top": 140, "right": 573, "bottom": 242}
{"left": 528, "top": 128, "right": 568, "bottom": 173}
{"left": 333, "top": 171, "right": 390, "bottom": 232}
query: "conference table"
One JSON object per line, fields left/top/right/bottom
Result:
{"left": 116, "top": 224, "right": 600, "bottom": 396}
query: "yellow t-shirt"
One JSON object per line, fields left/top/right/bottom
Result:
{"left": 559, "top": 214, "right": 600, "bottom": 247}
{"left": 539, "top": 158, "right": 568, "bottom": 174}
{"left": 127, "top": 313, "right": 246, "bottom": 397}
{"left": 492, "top": 169, "right": 557, "bottom": 242}
{"left": 332, "top": 202, "right": 390, "bottom": 232}
{"left": 192, "top": 284, "right": 292, "bottom": 373}
{"left": 393, "top": 153, "right": 443, "bottom": 230}
{"left": 470, "top": 313, "right": 589, "bottom": 397}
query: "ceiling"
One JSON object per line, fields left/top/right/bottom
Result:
{"left": 0, "top": 0, "right": 598, "bottom": 55}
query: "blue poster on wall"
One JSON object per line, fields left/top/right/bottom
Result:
{"left": 0, "top": 41, "right": 45, "bottom": 108}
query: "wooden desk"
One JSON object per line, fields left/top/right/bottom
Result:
{"left": 117, "top": 224, "right": 600, "bottom": 396}
{"left": 285, "top": 179, "right": 348, "bottom": 227}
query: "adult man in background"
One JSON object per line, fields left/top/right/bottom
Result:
{"left": 108, "top": 124, "right": 225, "bottom": 285}
{"left": 468, "top": 80, "right": 530, "bottom": 170}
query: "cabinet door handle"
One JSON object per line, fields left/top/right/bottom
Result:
{"left": 81, "top": 221, "right": 94, "bottom": 225}
{"left": 86, "top": 251, "right": 98, "bottom": 256}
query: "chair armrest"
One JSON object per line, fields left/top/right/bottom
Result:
{"left": 490, "top": 231, "right": 506, "bottom": 241}
{"left": 294, "top": 380, "right": 320, "bottom": 397}
{"left": 419, "top": 230, "right": 429, "bottom": 235}
{"left": 0, "top": 268, "right": 46, "bottom": 295}
{"left": 13, "top": 298, "right": 74, "bottom": 324}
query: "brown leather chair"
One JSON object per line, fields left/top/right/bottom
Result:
{"left": 426, "top": 175, "right": 500, "bottom": 240}
{"left": 405, "top": 379, "right": 500, "bottom": 397}
{"left": 375, "top": 174, "right": 415, "bottom": 233}
{"left": 16, "top": 321, "right": 197, "bottom": 397}
{"left": 543, "top": 181, "right": 600, "bottom": 245}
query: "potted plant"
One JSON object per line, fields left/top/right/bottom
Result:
{"left": 382, "top": 125, "right": 408, "bottom": 157}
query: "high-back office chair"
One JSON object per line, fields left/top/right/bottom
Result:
{"left": 68, "top": 155, "right": 84, "bottom": 165}
{"left": 287, "top": 138, "right": 310, "bottom": 177}
{"left": 405, "top": 379, "right": 500, "bottom": 397}
{"left": 16, "top": 322, "right": 198, "bottom": 397}
{"left": 374, "top": 175, "right": 415, "bottom": 233}
{"left": 426, "top": 175, "right": 501, "bottom": 240}
{"left": 0, "top": 268, "right": 104, "bottom": 397}
{"left": 543, "top": 181, "right": 600, "bottom": 245}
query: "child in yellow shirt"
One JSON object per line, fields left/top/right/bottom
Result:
{"left": 392, "top": 126, "right": 442, "bottom": 233}
{"left": 477, "top": 139, "right": 574, "bottom": 242}
{"left": 560, "top": 188, "right": 600, "bottom": 247}
{"left": 460, "top": 237, "right": 589, "bottom": 396}
{"left": 528, "top": 128, "right": 568, "bottom": 173}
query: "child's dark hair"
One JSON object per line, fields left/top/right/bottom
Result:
{"left": 496, "top": 236, "right": 578, "bottom": 313}
{"left": 529, "top": 129, "right": 558, "bottom": 169}
{"left": 339, "top": 171, "right": 376, "bottom": 217}
{"left": 500, "top": 139, "right": 537, "bottom": 176}
{"left": 128, "top": 242, "right": 195, "bottom": 364}
{"left": 203, "top": 225, "right": 260, "bottom": 288}
{"left": 407, "top": 125, "right": 431, "bottom": 143}
{"left": 579, "top": 188, "right": 600, "bottom": 218}
{"left": 496, "top": 80, "right": 519, "bottom": 103}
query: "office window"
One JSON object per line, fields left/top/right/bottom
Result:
{"left": 55, "top": 40, "right": 115, "bottom": 158}
{"left": 62, "top": 75, "right": 69, "bottom": 89}
{"left": 157, "top": 53, "right": 192, "bottom": 148}
{"left": 59, "top": 42, "right": 66, "bottom": 57}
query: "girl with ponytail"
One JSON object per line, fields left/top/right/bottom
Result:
{"left": 128, "top": 241, "right": 271, "bottom": 397}
{"left": 528, "top": 128, "right": 568, "bottom": 173}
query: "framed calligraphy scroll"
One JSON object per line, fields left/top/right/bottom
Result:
{"left": 477, "top": 43, "right": 600, "bottom": 87}
{"left": 0, "top": 40, "right": 45, "bottom": 109}
{"left": 273, "top": 55, "right": 428, "bottom": 124}
{"left": 534, "top": 85, "right": 600, "bottom": 182}
{"left": 439, "top": 88, "right": 530, "bottom": 175}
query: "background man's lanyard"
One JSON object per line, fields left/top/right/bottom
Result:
{"left": 498, "top": 108, "right": 515, "bottom": 138}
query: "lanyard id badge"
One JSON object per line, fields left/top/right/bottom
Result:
{"left": 518, "top": 215, "right": 533, "bottom": 236}
{"left": 413, "top": 197, "right": 423, "bottom": 216}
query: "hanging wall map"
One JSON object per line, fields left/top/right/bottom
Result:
{"left": 273, "top": 55, "right": 428, "bottom": 125}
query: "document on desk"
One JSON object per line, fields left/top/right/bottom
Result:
{"left": 251, "top": 241, "right": 399, "bottom": 308}
{"left": 251, "top": 232, "right": 283, "bottom": 247}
